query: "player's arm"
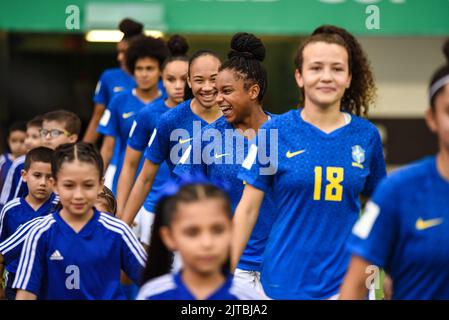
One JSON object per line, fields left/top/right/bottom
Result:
{"left": 100, "top": 136, "right": 115, "bottom": 171}
{"left": 116, "top": 146, "right": 142, "bottom": 216}
{"left": 339, "top": 255, "right": 372, "bottom": 299}
{"left": 120, "top": 159, "right": 159, "bottom": 226}
{"left": 15, "top": 290, "right": 37, "bottom": 300}
{"left": 83, "top": 103, "right": 106, "bottom": 143}
{"left": 231, "top": 184, "right": 265, "bottom": 272}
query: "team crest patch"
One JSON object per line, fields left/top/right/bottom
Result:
{"left": 352, "top": 145, "right": 365, "bottom": 169}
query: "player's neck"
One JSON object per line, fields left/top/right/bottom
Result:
{"left": 190, "top": 99, "right": 221, "bottom": 124}
{"left": 59, "top": 207, "right": 95, "bottom": 233}
{"left": 301, "top": 102, "right": 346, "bottom": 133}
{"left": 165, "top": 97, "right": 180, "bottom": 108}
{"left": 234, "top": 105, "right": 268, "bottom": 139}
{"left": 25, "top": 193, "right": 49, "bottom": 211}
{"left": 135, "top": 87, "right": 159, "bottom": 104}
{"left": 436, "top": 150, "right": 449, "bottom": 182}
{"left": 181, "top": 268, "right": 225, "bottom": 300}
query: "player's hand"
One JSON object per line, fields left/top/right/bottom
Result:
{"left": 0, "top": 287, "right": 6, "bottom": 300}
{"left": 383, "top": 274, "right": 393, "bottom": 300}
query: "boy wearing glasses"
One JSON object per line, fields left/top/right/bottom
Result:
{"left": 41, "top": 110, "right": 80, "bottom": 150}
{"left": 0, "top": 111, "right": 80, "bottom": 207}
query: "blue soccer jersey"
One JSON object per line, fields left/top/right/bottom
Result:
{"left": 144, "top": 99, "right": 220, "bottom": 175}
{"left": 0, "top": 215, "right": 50, "bottom": 275}
{"left": 12, "top": 209, "right": 147, "bottom": 299}
{"left": 238, "top": 109, "right": 386, "bottom": 299}
{"left": 137, "top": 271, "right": 262, "bottom": 300}
{"left": 127, "top": 99, "right": 171, "bottom": 213}
{"left": 0, "top": 194, "right": 58, "bottom": 276}
{"left": 174, "top": 115, "right": 276, "bottom": 272}
{"left": 0, "top": 153, "right": 13, "bottom": 192}
{"left": 0, "top": 155, "right": 27, "bottom": 206}
{"left": 97, "top": 89, "right": 163, "bottom": 195}
{"left": 94, "top": 68, "right": 136, "bottom": 169}
{"left": 348, "top": 156, "right": 449, "bottom": 300}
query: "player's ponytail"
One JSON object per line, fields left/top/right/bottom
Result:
{"left": 429, "top": 38, "right": 449, "bottom": 109}
{"left": 220, "top": 32, "right": 268, "bottom": 102}
{"left": 161, "top": 35, "right": 189, "bottom": 72}
{"left": 140, "top": 176, "right": 232, "bottom": 284}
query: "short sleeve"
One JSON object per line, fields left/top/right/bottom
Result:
{"left": 120, "top": 223, "right": 147, "bottom": 284}
{"left": 347, "top": 177, "right": 398, "bottom": 269}
{"left": 97, "top": 95, "right": 120, "bottom": 137}
{"left": 12, "top": 228, "right": 47, "bottom": 295}
{"left": 237, "top": 128, "right": 276, "bottom": 193}
{"left": 144, "top": 117, "right": 171, "bottom": 165}
{"left": 128, "top": 110, "right": 155, "bottom": 152}
{"left": 362, "top": 129, "right": 387, "bottom": 197}
{"left": 93, "top": 72, "right": 109, "bottom": 105}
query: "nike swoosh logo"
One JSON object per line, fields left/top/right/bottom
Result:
{"left": 214, "top": 153, "right": 229, "bottom": 159}
{"left": 286, "top": 149, "right": 306, "bottom": 158}
{"left": 113, "top": 86, "right": 124, "bottom": 93}
{"left": 122, "top": 112, "right": 135, "bottom": 119}
{"left": 415, "top": 217, "right": 443, "bottom": 231}
{"left": 178, "top": 138, "right": 193, "bottom": 144}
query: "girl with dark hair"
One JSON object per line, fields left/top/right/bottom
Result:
{"left": 116, "top": 35, "right": 190, "bottom": 247}
{"left": 98, "top": 35, "right": 169, "bottom": 197}
{"left": 13, "top": 142, "right": 146, "bottom": 300}
{"left": 232, "top": 25, "right": 386, "bottom": 299}
{"left": 136, "top": 176, "right": 261, "bottom": 300}
{"left": 340, "top": 39, "right": 449, "bottom": 300}
{"left": 173, "top": 32, "right": 276, "bottom": 293}
{"left": 120, "top": 50, "right": 222, "bottom": 227}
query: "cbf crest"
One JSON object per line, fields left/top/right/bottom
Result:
{"left": 352, "top": 145, "right": 365, "bottom": 169}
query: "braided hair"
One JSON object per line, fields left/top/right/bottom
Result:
{"left": 51, "top": 142, "right": 103, "bottom": 181}
{"left": 219, "top": 32, "right": 268, "bottom": 102}
{"left": 161, "top": 35, "right": 189, "bottom": 71}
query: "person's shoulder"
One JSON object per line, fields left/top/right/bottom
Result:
{"left": 159, "top": 100, "right": 191, "bottom": 126}
{"left": 229, "top": 278, "right": 265, "bottom": 300}
{"left": 204, "top": 116, "right": 228, "bottom": 131}
{"left": 386, "top": 157, "right": 434, "bottom": 188}
{"left": 137, "top": 98, "right": 167, "bottom": 118}
{"left": 97, "top": 211, "right": 133, "bottom": 232}
{"left": 25, "top": 214, "right": 58, "bottom": 237}
{"left": 349, "top": 114, "right": 379, "bottom": 133}
{"left": 101, "top": 67, "right": 124, "bottom": 79}
{"left": 136, "top": 273, "right": 177, "bottom": 300}
{"left": 261, "top": 109, "right": 296, "bottom": 129}
{"left": 1, "top": 197, "right": 22, "bottom": 215}
{"left": 12, "top": 155, "right": 26, "bottom": 166}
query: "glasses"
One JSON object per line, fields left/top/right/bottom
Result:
{"left": 40, "top": 128, "right": 71, "bottom": 138}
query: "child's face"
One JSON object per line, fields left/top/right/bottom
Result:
{"left": 53, "top": 160, "right": 102, "bottom": 217}
{"left": 8, "top": 130, "right": 27, "bottom": 158}
{"left": 41, "top": 120, "right": 77, "bottom": 150}
{"left": 161, "top": 199, "right": 232, "bottom": 276}
{"left": 21, "top": 161, "right": 53, "bottom": 201}
{"left": 25, "top": 126, "right": 43, "bottom": 151}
